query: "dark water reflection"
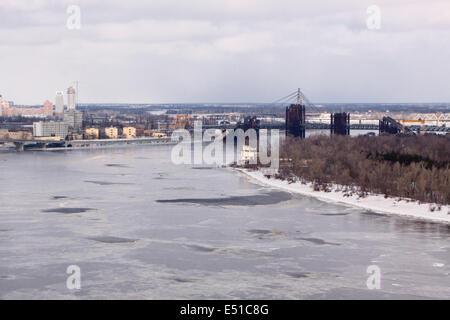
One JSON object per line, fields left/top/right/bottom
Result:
{"left": 42, "top": 208, "right": 96, "bottom": 214}
{"left": 157, "top": 191, "right": 291, "bottom": 206}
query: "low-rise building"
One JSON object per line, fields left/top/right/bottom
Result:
{"left": 104, "top": 126, "right": 118, "bottom": 139}
{"left": 67, "top": 133, "right": 84, "bottom": 140}
{"left": 122, "top": 127, "right": 136, "bottom": 139}
{"left": 85, "top": 128, "right": 99, "bottom": 139}
{"left": 151, "top": 131, "right": 167, "bottom": 138}
{"left": 0, "top": 130, "right": 32, "bottom": 140}
{"left": 33, "top": 121, "right": 68, "bottom": 139}
{"left": 240, "top": 145, "right": 258, "bottom": 163}
{"left": 34, "top": 136, "right": 61, "bottom": 141}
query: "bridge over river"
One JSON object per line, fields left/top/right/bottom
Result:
{"left": 204, "top": 122, "right": 449, "bottom": 132}
{"left": 0, "top": 137, "right": 174, "bottom": 151}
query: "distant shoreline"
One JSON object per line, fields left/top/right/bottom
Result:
{"left": 237, "top": 168, "right": 450, "bottom": 224}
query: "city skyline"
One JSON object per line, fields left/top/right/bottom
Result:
{"left": 0, "top": 1, "right": 450, "bottom": 105}
{"left": 1, "top": 86, "right": 76, "bottom": 115}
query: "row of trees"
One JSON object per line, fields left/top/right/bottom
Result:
{"left": 276, "top": 134, "right": 450, "bottom": 205}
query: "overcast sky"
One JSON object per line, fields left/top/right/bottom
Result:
{"left": 1, "top": 0, "right": 449, "bottom": 105}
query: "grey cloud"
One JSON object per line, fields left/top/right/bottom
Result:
{"left": 0, "top": 0, "right": 449, "bottom": 104}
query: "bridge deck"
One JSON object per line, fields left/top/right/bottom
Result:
{"left": 0, "top": 139, "right": 64, "bottom": 144}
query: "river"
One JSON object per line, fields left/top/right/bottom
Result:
{"left": 0, "top": 145, "right": 448, "bottom": 299}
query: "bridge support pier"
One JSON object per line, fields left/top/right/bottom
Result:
{"left": 285, "top": 104, "right": 306, "bottom": 138}
{"left": 14, "top": 142, "right": 24, "bottom": 152}
{"left": 331, "top": 112, "right": 350, "bottom": 135}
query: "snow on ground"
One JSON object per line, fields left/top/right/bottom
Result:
{"left": 237, "top": 168, "right": 450, "bottom": 224}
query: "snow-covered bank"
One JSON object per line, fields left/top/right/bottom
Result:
{"left": 237, "top": 169, "right": 450, "bottom": 224}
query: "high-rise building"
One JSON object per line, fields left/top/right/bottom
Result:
{"left": 63, "top": 109, "right": 83, "bottom": 130}
{"left": 1, "top": 95, "right": 6, "bottom": 116}
{"left": 67, "top": 87, "right": 76, "bottom": 110}
{"left": 55, "top": 91, "right": 64, "bottom": 115}
{"left": 1, "top": 99, "right": 10, "bottom": 117}
{"left": 43, "top": 100, "right": 53, "bottom": 117}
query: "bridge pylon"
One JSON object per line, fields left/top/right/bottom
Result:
{"left": 14, "top": 142, "right": 24, "bottom": 152}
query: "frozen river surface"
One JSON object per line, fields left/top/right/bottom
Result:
{"left": 0, "top": 146, "right": 448, "bottom": 299}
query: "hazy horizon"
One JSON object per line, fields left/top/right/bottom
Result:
{"left": 9, "top": 101, "right": 450, "bottom": 107}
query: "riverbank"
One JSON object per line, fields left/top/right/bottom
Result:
{"left": 237, "top": 168, "right": 450, "bottom": 224}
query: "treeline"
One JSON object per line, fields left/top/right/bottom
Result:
{"left": 277, "top": 134, "right": 450, "bottom": 205}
